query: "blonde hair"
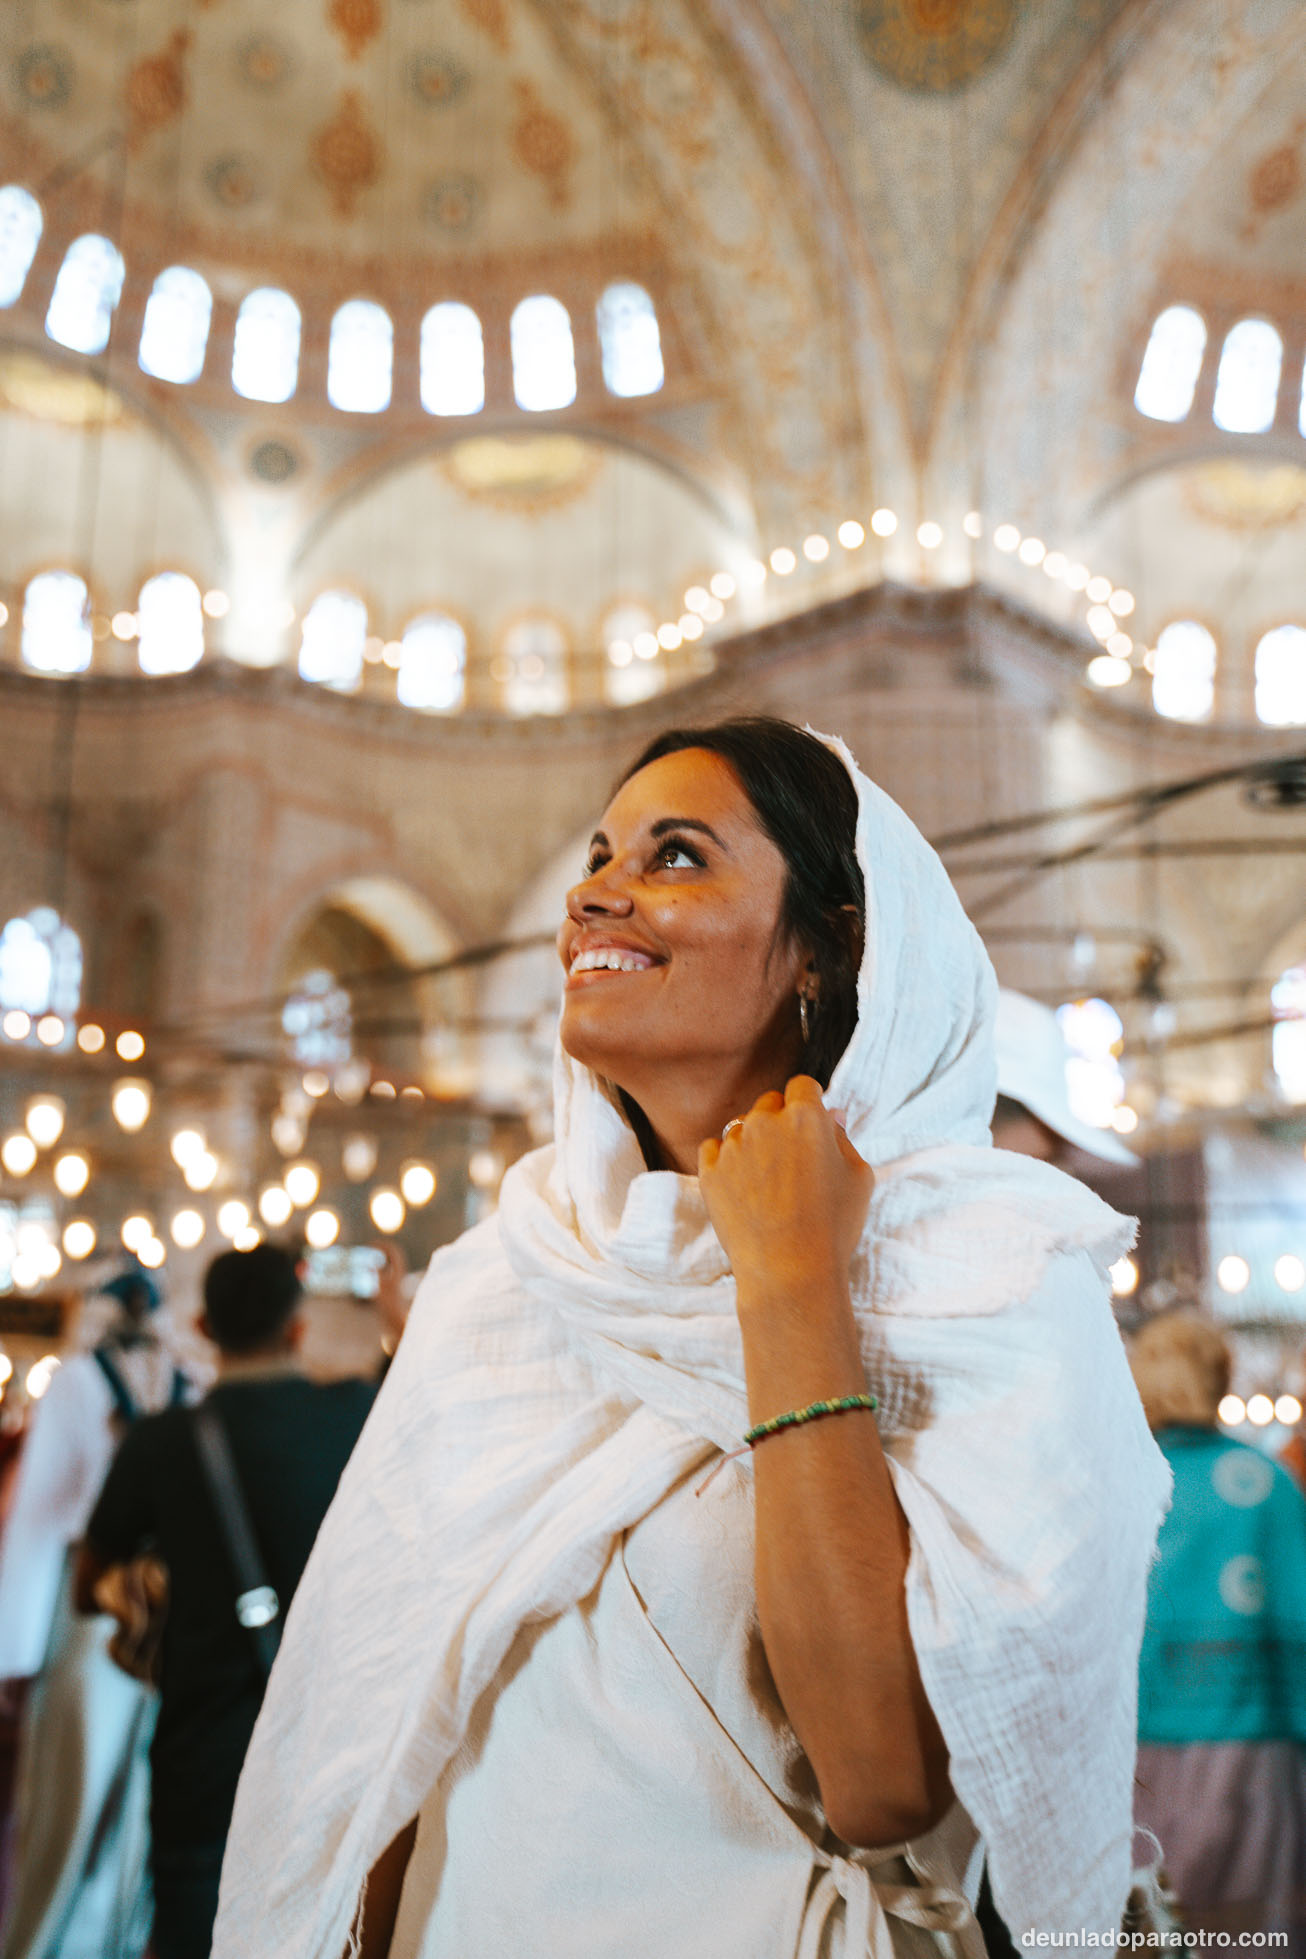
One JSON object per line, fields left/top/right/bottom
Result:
{"left": 1128, "top": 1311, "right": 1231, "bottom": 1431}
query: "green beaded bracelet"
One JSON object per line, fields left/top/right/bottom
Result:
{"left": 744, "top": 1393, "right": 878, "bottom": 1449}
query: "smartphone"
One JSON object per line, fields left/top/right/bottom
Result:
{"left": 302, "top": 1246, "right": 386, "bottom": 1301}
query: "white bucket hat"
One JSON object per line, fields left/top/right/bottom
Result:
{"left": 995, "top": 988, "right": 1139, "bottom": 1166}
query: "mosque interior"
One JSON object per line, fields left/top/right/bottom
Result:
{"left": 1, "top": 0, "right": 1306, "bottom": 1428}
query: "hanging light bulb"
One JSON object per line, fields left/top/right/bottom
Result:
{"left": 258, "top": 1186, "right": 293, "bottom": 1227}
{"left": 63, "top": 1219, "right": 96, "bottom": 1259}
{"left": 53, "top": 1151, "right": 91, "bottom": 1197}
{"left": 304, "top": 1207, "right": 339, "bottom": 1249}
{"left": 369, "top": 1188, "right": 405, "bottom": 1234}
{"left": 217, "top": 1199, "right": 251, "bottom": 1240}
{"left": 170, "top": 1128, "right": 206, "bottom": 1168}
{"left": 25, "top": 1096, "right": 65, "bottom": 1148}
{"left": 112, "top": 1080, "right": 152, "bottom": 1132}
{"left": 116, "top": 1031, "right": 145, "bottom": 1062}
{"left": 400, "top": 1161, "right": 436, "bottom": 1206}
{"left": 284, "top": 1162, "right": 320, "bottom": 1208}
{"left": 121, "top": 1215, "right": 153, "bottom": 1252}
{"left": 170, "top": 1209, "right": 206, "bottom": 1250}
{"left": 183, "top": 1149, "right": 219, "bottom": 1192}
{"left": 2, "top": 1134, "right": 38, "bottom": 1177}
{"left": 342, "top": 1134, "right": 379, "bottom": 1182}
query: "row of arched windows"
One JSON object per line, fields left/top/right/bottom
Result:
{"left": 1135, "top": 304, "right": 1305, "bottom": 434}
{"left": 1149, "top": 619, "right": 1306, "bottom": 725}
{"left": 5, "top": 571, "right": 682, "bottom": 714}
{"left": 0, "top": 186, "right": 663, "bottom": 413}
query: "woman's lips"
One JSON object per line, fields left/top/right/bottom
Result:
{"left": 565, "top": 944, "right": 662, "bottom": 986}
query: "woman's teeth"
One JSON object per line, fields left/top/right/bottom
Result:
{"left": 570, "top": 948, "right": 653, "bottom": 973}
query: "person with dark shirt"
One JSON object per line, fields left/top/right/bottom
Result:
{"left": 76, "top": 1245, "right": 374, "bottom": 1959}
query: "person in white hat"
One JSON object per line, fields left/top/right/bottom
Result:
{"left": 993, "top": 988, "right": 1139, "bottom": 1168}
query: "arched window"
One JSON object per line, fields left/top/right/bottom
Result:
{"left": 1152, "top": 619, "right": 1216, "bottom": 722}
{"left": 600, "top": 600, "right": 661, "bottom": 706}
{"left": 0, "top": 185, "right": 42, "bottom": 308}
{"left": 283, "top": 968, "right": 352, "bottom": 1069}
{"left": 298, "top": 591, "right": 367, "bottom": 690}
{"left": 501, "top": 617, "right": 569, "bottom": 715}
{"left": 1255, "top": 623, "right": 1306, "bottom": 727}
{"left": 137, "top": 572, "right": 204, "bottom": 675}
{"left": 420, "top": 302, "right": 484, "bottom": 416}
{"left": 1212, "top": 317, "right": 1282, "bottom": 434}
{"left": 22, "top": 571, "right": 91, "bottom": 674}
{"left": 1272, "top": 964, "right": 1306, "bottom": 1104}
{"left": 397, "top": 613, "right": 466, "bottom": 713}
{"left": 510, "top": 295, "right": 576, "bottom": 412}
{"left": 232, "top": 287, "right": 301, "bottom": 404}
{"left": 0, "top": 908, "right": 82, "bottom": 1020}
{"left": 596, "top": 282, "right": 664, "bottom": 398}
{"left": 1133, "top": 305, "right": 1206, "bottom": 423}
{"left": 327, "top": 300, "right": 393, "bottom": 414}
{"left": 138, "top": 266, "right": 212, "bottom": 385}
{"left": 1056, "top": 997, "right": 1125, "bottom": 1130}
{"left": 45, "top": 234, "right": 125, "bottom": 355}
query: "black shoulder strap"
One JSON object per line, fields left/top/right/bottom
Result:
{"left": 92, "top": 1344, "right": 140, "bottom": 1425}
{"left": 190, "top": 1404, "right": 282, "bottom": 1678}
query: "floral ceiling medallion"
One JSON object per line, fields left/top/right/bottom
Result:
{"left": 311, "top": 89, "right": 384, "bottom": 219}
{"left": 0, "top": 350, "right": 123, "bottom": 428}
{"left": 13, "top": 45, "right": 74, "bottom": 110}
{"left": 205, "top": 154, "right": 263, "bottom": 212}
{"left": 409, "top": 52, "right": 470, "bottom": 108}
{"left": 126, "top": 28, "right": 192, "bottom": 153}
{"left": 238, "top": 36, "right": 294, "bottom": 92}
{"left": 424, "top": 174, "right": 480, "bottom": 233}
{"left": 1184, "top": 461, "right": 1306, "bottom": 533}
{"left": 329, "top": 0, "right": 384, "bottom": 63}
{"left": 856, "top": 0, "right": 1017, "bottom": 93}
{"left": 442, "top": 434, "right": 602, "bottom": 512}
{"left": 511, "top": 79, "right": 575, "bottom": 210}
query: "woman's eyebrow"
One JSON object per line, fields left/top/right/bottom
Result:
{"left": 650, "top": 816, "right": 727, "bottom": 848}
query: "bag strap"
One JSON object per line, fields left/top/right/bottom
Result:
{"left": 190, "top": 1403, "right": 282, "bottom": 1678}
{"left": 92, "top": 1344, "right": 141, "bottom": 1425}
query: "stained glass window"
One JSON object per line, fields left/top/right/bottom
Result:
{"left": 45, "top": 235, "right": 124, "bottom": 355}
{"left": 420, "top": 303, "right": 484, "bottom": 416}
{"left": 1133, "top": 305, "right": 1206, "bottom": 423}
{"left": 22, "top": 571, "right": 91, "bottom": 675}
{"left": 1152, "top": 620, "right": 1216, "bottom": 722}
{"left": 501, "top": 617, "right": 568, "bottom": 714}
{"left": 327, "top": 300, "right": 393, "bottom": 414}
{"left": 298, "top": 591, "right": 367, "bottom": 690}
{"left": 137, "top": 572, "right": 205, "bottom": 675}
{"left": 397, "top": 613, "right": 466, "bottom": 712}
{"left": 597, "top": 283, "right": 664, "bottom": 398}
{"left": 1254, "top": 624, "right": 1306, "bottom": 727}
{"left": 0, "top": 908, "right": 81, "bottom": 1019}
{"left": 1212, "top": 318, "right": 1282, "bottom": 435}
{"left": 0, "top": 186, "right": 42, "bottom": 308}
{"left": 232, "top": 287, "right": 301, "bottom": 404}
{"left": 138, "top": 266, "right": 212, "bottom": 384}
{"left": 511, "top": 296, "right": 576, "bottom": 412}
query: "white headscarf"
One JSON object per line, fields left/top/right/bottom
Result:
{"left": 212, "top": 730, "right": 1169, "bottom": 1956}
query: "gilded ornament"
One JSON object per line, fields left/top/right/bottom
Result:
{"left": 329, "top": 0, "right": 384, "bottom": 63}
{"left": 856, "top": 0, "right": 1016, "bottom": 93}
{"left": 1248, "top": 136, "right": 1302, "bottom": 215}
{"left": 511, "top": 80, "right": 575, "bottom": 210}
{"left": 1184, "top": 462, "right": 1306, "bottom": 534}
{"left": 458, "top": 0, "right": 513, "bottom": 55}
{"left": 310, "top": 89, "right": 384, "bottom": 219}
{"left": 126, "top": 29, "right": 192, "bottom": 152}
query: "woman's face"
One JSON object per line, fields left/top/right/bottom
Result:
{"left": 557, "top": 749, "right": 809, "bottom": 1103}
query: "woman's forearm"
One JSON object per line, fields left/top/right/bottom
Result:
{"left": 738, "top": 1273, "right": 951, "bottom": 1847}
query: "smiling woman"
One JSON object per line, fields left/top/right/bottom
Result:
{"left": 211, "top": 718, "right": 1170, "bottom": 1959}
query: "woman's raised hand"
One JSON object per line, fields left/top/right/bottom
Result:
{"left": 698, "top": 1076, "right": 873, "bottom": 1305}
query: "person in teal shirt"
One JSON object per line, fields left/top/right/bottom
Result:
{"left": 1130, "top": 1310, "right": 1306, "bottom": 1949}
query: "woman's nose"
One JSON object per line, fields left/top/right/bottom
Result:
{"left": 564, "top": 863, "right": 635, "bottom": 921}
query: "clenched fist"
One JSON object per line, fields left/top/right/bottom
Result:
{"left": 698, "top": 1075, "right": 873, "bottom": 1308}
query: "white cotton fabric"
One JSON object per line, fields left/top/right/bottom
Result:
{"left": 212, "top": 731, "right": 1171, "bottom": 1957}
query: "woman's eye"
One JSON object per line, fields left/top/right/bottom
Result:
{"left": 583, "top": 854, "right": 608, "bottom": 877}
{"left": 656, "top": 839, "right": 703, "bottom": 870}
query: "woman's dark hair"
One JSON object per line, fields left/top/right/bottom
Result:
{"left": 623, "top": 717, "right": 864, "bottom": 1087}
{"left": 203, "top": 1244, "right": 302, "bottom": 1354}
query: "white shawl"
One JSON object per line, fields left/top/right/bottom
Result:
{"left": 212, "top": 733, "right": 1170, "bottom": 1954}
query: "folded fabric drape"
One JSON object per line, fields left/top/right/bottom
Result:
{"left": 211, "top": 729, "right": 1170, "bottom": 1958}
